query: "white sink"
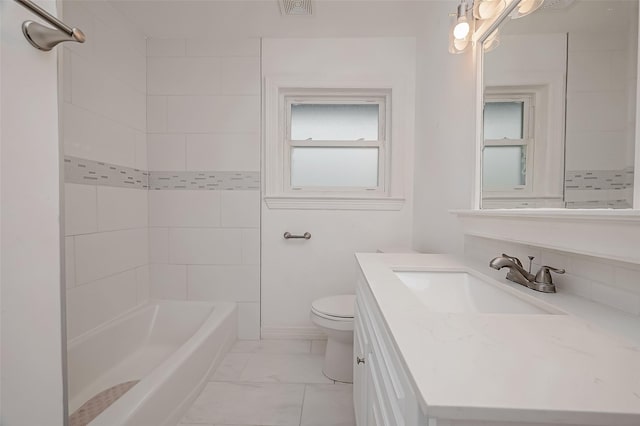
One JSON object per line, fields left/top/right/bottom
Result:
{"left": 394, "top": 271, "right": 562, "bottom": 315}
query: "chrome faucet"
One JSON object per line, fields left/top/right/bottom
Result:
{"left": 489, "top": 253, "right": 565, "bottom": 293}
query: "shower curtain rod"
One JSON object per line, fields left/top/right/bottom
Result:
{"left": 14, "top": 0, "right": 85, "bottom": 51}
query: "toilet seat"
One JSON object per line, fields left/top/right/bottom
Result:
{"left": 311, "top": 295, "right": 355, "bottom": 320}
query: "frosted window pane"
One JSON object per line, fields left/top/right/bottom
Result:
{"left": 483, "top": 146, "right": 526, "bottom": 188}
{"left": 484, "top": 101, "right": 524, "bottom": 140}
{"left": 291, "top": 147, "right": 379, "bottom": 187}
{"left": 291, "top": 104, "right": 379, "bottom": 141}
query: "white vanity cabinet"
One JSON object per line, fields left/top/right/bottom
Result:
{"left": 354, "top": 274, "right": 423, "bottom": 426}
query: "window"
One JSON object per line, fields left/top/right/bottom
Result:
{"left": 482, "top": 94, "right": 535, "bottom": 193}
{"left": 283, "top": 94, "right": 389, "bottom": 194}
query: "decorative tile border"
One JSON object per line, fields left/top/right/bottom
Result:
{"left": 148, "top": 171, "right": 260, "bottom": 190}
{"left": 564, "top": 167, "right": 634, "bottom": 209}
{"left": 565, "top": 167, "right": 634, "bottom": 190}
{"left": 64, "top": 156, "right": 149, "bottom": 189}
{"left": 64, "top": 156, "right": 260, "bottom": 191}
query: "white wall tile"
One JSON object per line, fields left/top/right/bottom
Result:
{"left": 97, "top": 187, "right": 148, "bottom": 232}
{"left": 238, "top": 302, "right": 260, "bottom": 340}
{"left": 75, "top": 228, "right": 149, "bottom": 284}
{"left": 63, "top": 102, "right": 137, "bottom": 168}
{"left": 566, "top": 255, "right": 614, "bottom": 284}
{"left": 242, "top": 229, "right": 260, "bottom": 265}
{"left": 60, "top": 3, "right": 94, "bottom": 60}
{"left": 147, "top": 39, "right": 186, "bottom": 57}
{"left": 71, "top": 53, "right": 146, "bottom": 132}
{"left": 220, "top": 57, "right": 260, "bottom": 95}
{"left": 221, "top": 191, "right": 260, "bottom": 228}
{"left": 188, "top": 265, "right": 259, "bottom": 302}
{"left": 186, "top": 38, "right": 260, "bottom": 57}
{"left": 65, "top": 183, "right": 97, "bottom": 236}
{"left": 66, "top": 269, "right": 138, "bottom": 339}
{"left": 136, "top": 265, "right": 150, "bottom": 303}
{"left": 134, "top": 132, "right": 147, "bottom": 170}
{"left": 93, "top": 18, "right": 147, "bottom": 93}
{"left": 167, "top": 95, "right": 260, "bottom": 133}
{"left": 555, "top": 273, "right": 593, "bottom": 299}
{"left": 62, "top": 49, "right": 72, "bottom": 103}
{"left": 186, "top": 133, "right": 260, "bottom": 171}
{"left": 147, "top": 96, "right": 168, "bottom": 133}
{"left": 65, "top": 237, "right": 76, "bottom": 288}
{"left": 147, "top": 134, "right": 186, "bottom": 170}
{"left": 614, "top": 266, "right": 640, "bottom": 295}
{"left": 149, "top": 190, "right": 221, "bottom": 227}
{"left": 591, "top": 281, "right": 640, "bottom": 315}
{"left": 150, "top": 264, "right": 187, "bottom": 299}
{"left": 148, "top": 57, "right": 221, "bottom": 95}
{"left": 149, "top": 227, "right": 169, "bottom": 264}
{"left": 169, "top": 228, "right": 242, "bottom": 265}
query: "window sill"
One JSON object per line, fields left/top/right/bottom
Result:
{"left": 451, "top": 209, "right": 640, "bottom": 264}
{"left": 264, "top": 196, "right": 405, "bottom": 211}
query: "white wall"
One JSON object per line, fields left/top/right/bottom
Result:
{"left": 146, "top": 38, "right": 261, "bottom": 339}
{"left": 61, "top": 0, "right": 149, "bottom": 340}
{"left": 261, "top": 37, "right": 415, "bottom": 336}
{"left": 412, "top": 1, "right": 477, "bottom": 255}
{"left": 1, "top": 0, "right": 64, "bottom": 424}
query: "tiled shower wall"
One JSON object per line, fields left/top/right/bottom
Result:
{"left": 146, "top": 38, "right": 261, "bottom": 339}
{"left": 464, "top": 235, "right": 640, "bottom": 316}
{"left": 564, "top": 30, "right": 637, "bottom": 208}
{"left": 62, "top": 1, "right": 149, "bottom": 340}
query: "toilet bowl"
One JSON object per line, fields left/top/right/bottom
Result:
{"left": 310, "top": 294, "right": 355, "bottom": 383}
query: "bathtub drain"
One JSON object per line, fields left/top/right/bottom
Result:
{"left": 69, "top": 380, "right": 140, "bottom": 426}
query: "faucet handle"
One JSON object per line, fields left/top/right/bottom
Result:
{"left": 534, "top": 265, "right": 565, "bottom": 284}
{"left": 502, "top": 253, "right": 523, "bottom": 267}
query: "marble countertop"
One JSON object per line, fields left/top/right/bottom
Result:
{"left": 355, "top": 253, "right": 640, "bottom": 425}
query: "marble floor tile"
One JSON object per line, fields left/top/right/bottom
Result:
{"left": 239, "top": 353, "right": 333, "bottom": 384}
{"left": 300, "top": 384, "right": 356, "bottom": 426}
{"left": 181, "top": 382, "right": 304, "bottom": 426}
{"left": 210, "top": 352, "right": 251, "bottom": 381}
{"left": 231, "top": 339, "right": 312, "bottom": 354}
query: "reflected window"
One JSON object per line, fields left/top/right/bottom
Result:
{"left": 483, "top": 94, "right": 534, "bottom": 192}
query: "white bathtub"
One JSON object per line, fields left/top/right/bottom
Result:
{"left": 67, "top": 300, "right": 237, "bottom": 426}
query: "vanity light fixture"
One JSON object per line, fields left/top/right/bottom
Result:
{"left": 510, "top": 0, "right": 545, "bottom": 19}
{"left": 473, "top": 0, "right": 506, "bottom": 20}
{"left": 453, "top": 1, "right": 471, "bottom": 40}
{"left": 448, "top": 0, "right": 505, "bottom": 54}
{"left": 449, "top": 0, "right": 473, "bottom": 54}
{"left": 483, "top": 28, "right": 501, "bottom": 52}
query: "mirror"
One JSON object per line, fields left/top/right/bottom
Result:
{"left": 481, "top": 0, "right": 638, "bottom": 209}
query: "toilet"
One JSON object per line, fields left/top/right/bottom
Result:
{"left": 310, "top": 294, "right": 356, "bottom": 383}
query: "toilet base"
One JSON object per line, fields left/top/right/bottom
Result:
{"left": 322, "top": 331, "right": 354, "bottom": 383}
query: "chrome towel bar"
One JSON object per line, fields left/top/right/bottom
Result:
{"left": 14, "top": 0, "right": 86, "bottom": 51}
{"left": 283, "top": 232, "right": 311, "bottom": 240}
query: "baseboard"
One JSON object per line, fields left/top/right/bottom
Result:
{"left": 261, "top": 326, "right": 327, "bottom": 340}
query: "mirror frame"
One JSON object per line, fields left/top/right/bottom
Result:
{"left": 472, "top": 0, "right": 640, "bottom": 211}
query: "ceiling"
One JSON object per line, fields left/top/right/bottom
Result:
{"left": 107, "top": 0, "right": 438, "bottom": 39}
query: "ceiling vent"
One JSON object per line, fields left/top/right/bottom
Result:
{"left": 541, "top": 0, "right": 575, "bottom": 10}
{"left": 279, "top": 0, "right": 313, "bottom": 16}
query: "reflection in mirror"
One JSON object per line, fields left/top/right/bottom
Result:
{"left": 481, "top": 0, "right": 637, "bottom": 209}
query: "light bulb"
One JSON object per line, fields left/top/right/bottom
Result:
{"left": 453, "top": 19, "right": 470, "bottom": 40}
{"left": 511, "top": 0, "right": 544, "bottom": 19}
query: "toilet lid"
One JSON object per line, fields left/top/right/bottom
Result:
{"left": 311, "top": 295, "right": 356, "bottom": 319}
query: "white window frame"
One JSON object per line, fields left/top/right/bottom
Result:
{"left": 482, "top": 92, "right": 536, "bottom": 196}
{"left": 283, "top": 94, "right": 389, "bottom": 195}
{"left": 263, "top": 76, "right": 409, "bottom": 211}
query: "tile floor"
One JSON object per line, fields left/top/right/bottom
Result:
{"left": 178, "top": 339, "right": 356, "bottom": 426}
